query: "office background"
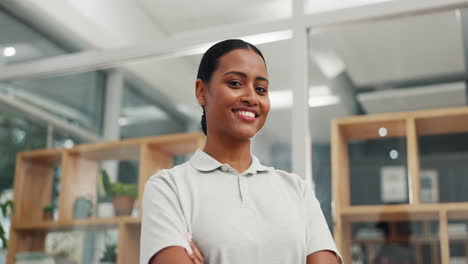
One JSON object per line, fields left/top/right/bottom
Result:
{"left": 1, "top": 0, "right": 468, "bottom": 263}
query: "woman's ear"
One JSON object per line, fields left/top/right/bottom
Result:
{"left": 195, "top": 79, "right": 207, "bottom": 106}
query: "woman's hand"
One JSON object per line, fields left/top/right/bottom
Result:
{"left": 185, "top": 233, "right": 205, "bottom": 264}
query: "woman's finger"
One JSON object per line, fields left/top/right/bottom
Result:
{"left": 186, "top": 233, "right": 205, "bottom": 263}
{"left": 185, "top": 248, "right": 201, "bottom": 264}
{"left": 189, "top": 239, "right": 204, "bottom": 262}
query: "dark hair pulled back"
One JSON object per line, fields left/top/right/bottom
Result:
{"left": 197, "top": 39, "right": 265, "bottom": 135}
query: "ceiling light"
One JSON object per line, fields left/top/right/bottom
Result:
{"left": 241, "top": 30, "right": 292, "bottom": 46}
{"left": 389, "top": 149, "right": 399, "bottom": 160}
{"left": 308, "top": 95, "right": 340, "bottom": 107}
{"left": 64, "top": 139, "right": 75, "bottom": 149}
{"left": 3, "top": 47, "right": 16, "bottom": 57}
{"left": 306, "top": 0, "right": 390, "bottom": 14}
{"left": 175, "top": 30, "right": 292, "bottom": 57}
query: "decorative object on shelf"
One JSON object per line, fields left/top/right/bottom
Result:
{"left": 100, "top": 243, "right": 117, "bottom": 264}
{"left": 42, "top": 203, "right": 55, "bottom": 221}
{"left": 0, "top": 199, "right": 13, "bottom": 263}
{"left": 97, "top": 202, "right": 114, "bottom": 218}
{"left": 0, "top": 199, "right": 13, "bottom": 249}
{"left": 420, "top": 169, "right": 439, "bottom": 203}
{"left": 355, "top": 227, "right": 384, "bottom": 239}
{"left": 350, "top": 244, "right": 364, "bottom": 264}
{"left": 380, "top": 166, "right": 408, "bottom": 203}
{"left": 46, "top": 230, "right": 83, "bottom": 264}
{"left": 447, "top": 222, "right": 467, "bottom": 236}
{"left": 100, "top": 169, "right": 138, "bottom": 216}
{"left": 73, "top": 196, "right": 93, "bottom": 219}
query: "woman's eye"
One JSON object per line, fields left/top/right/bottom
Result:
{"left": 228, "top": 81, "right": 241, "bottom": 87}
{"left": 256, "top": 87, "right": 267, "bottom": 93}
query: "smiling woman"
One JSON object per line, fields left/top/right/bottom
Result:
{"left": 195, "top": 40, "right": 269, "bottom": 139}
{"left": 140, "top": 39, "right": 342, "bottom": 264}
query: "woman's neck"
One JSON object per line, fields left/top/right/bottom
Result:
{"left": 203, "top": 133, "right": 252, "bottom": 174}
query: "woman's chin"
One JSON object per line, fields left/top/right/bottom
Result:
{"left": 232, "top": 128, "right": 258, "bottom": 140}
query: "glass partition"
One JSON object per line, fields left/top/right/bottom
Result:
{"left": 0, "top": 70, "right": 106, "bottom": 134}
{"left": 416, "top": 113, "right": 468, "bottom": 204}
{"left": 0, "top": 7, "right": 69, "bottom": 66}
{"left": 312, "top": 8, "right": 468, "bottom": 264}
{"left": 118, "top": 38, "right": 293, "bottom": 170}
{"left": 351, "top": 219, "right": 441, "bottom": 264}
{"left": 120, "top": 79, "right": 186, "bottom": 139}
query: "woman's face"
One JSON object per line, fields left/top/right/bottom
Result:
{"left": 198, "top": 48, "right": 270, "bottom": 140}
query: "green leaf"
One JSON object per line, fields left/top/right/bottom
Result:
{"left": 0, "top": 237, "right": 6, "bottom": 249}
{"left": 1, "top": 200, "right": 14, "bottom": 218}
{"left": 0, "top": 224, "right": 6, "bottom": 249}
{"left": 100, "top": 169, "right": 113, "bottom": 196}
{"left": 110, "top": 183, "right": 137, "bottom": 199}
{"left": 43, "top": 203, "right": 55, "bottom": 212}
{"left": 0, "top": 204, "right": 5, "bottom": 218}
{"left": 100, "top": 244, "right": 117, "bottom": 261}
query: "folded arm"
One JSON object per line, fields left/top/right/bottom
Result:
{"left": 307, "top": 250, "right": 341, "bottom": 264}
{"left": 150, "top": 237, "right": 205, "bottom": 264}
{"left": 149, "top": 246, "right": 192, "bottom": 264}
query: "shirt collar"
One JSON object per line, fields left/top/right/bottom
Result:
{"left": 189, "top": 149, "right": 272, "bottom": 174}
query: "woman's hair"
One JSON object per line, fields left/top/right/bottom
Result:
{"left": 197, "top": 39, "right": 265, "bottom": 135}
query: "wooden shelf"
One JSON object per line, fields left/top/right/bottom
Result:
{"left": 341, "top": 205, "right": 439, "bottom": 222}
{"left": 7, "top": 132, "right": 205, "bottom": 264}
{"left": 14, "top": 216, "right": 142, "bottom": 231}
{"left": 70, "top": 143, "right": 141, "bottom": 161}
{"left": 353, "top": 235, "right": 440, "bottom": 244}
{"left": 19, "top": 148, "right": 65, "bottom": 166}
{"left": 341, "top": 203, "right": 468, "bottom": 222}
{"left": 341, "top": 119, "right": 406, "bottom": 140}
{"left": 354, "top": 235, "right": 468, "bottom": 245}
{"left": 332, "top": 106, "right": 468, "bottom": 264}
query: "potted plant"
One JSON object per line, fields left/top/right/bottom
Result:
{"left": 43, "top": 203, "right": 55, "bottom": 221}
{"left": 0, "top": 199, "right": 13, "bottom": 262}
{"left": 100, "top": 169, "right": 137, "bottom": 216}
{"left": 100, "top": 243, "right": 117, "bottom": 264}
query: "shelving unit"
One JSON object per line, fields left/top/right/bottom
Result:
{"left": 332, "top": 106, "right": 468, "bottom": 264}
{"left": 7, "top": 132, "right": 205, "bottom": 264}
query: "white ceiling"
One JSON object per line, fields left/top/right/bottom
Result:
{"left": 3, "top": 0, "right": 467, "bottom": 144}
{"left": 358, "top": 82, "right": 467, "bottom": 114}
{"left": 326, "top": 10, "right": 465, "bottom": 86}
{"left": 137, "top": 0, "right": 291, "bottom": 34}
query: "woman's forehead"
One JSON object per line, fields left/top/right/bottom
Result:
{"left": 216, "top": 49, "right": 268, "bottom": 76}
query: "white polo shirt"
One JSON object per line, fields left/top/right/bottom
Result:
{"left": 140, "top": 149, "right": 342, "bottom": 264}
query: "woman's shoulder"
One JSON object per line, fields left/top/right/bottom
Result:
{"left": 268, "top": 168, "right": 310, "bottom": 197}
{"left": 146, "top": 161, "right": 193, "bottom": 185}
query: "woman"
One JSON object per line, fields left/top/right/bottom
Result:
{"left": 140, "top": 39, "right": 342, "bottom": 264}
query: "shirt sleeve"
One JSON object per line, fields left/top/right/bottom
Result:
{"left": 303, "top": 178, "right": 344, "bottom": 263}
{"left": 140, "top": 171, "right": 191, "bottom": 264}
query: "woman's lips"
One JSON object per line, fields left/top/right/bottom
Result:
{"left": 233, "top": 109, "right": 257, "bottom": 123}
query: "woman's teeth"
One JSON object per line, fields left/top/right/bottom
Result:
{"left": 237, "top": 111, "right": 255, "bottom": 118}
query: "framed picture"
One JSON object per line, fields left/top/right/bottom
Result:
{"left": 420, "top": 169, "right": 439, "bottom": 203}
{"left": 380, "top": 166, "right": 408, "bottom": 203}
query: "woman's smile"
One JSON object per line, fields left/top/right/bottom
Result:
{"left": 232, "top": 108, "right": 259, "bottom": 123}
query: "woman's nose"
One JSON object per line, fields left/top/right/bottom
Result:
{"left": 240, "top": 86, "right": 258, "bottom": 106}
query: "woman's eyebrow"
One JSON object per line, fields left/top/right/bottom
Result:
{"left": 224, "top": 71, "right": 269, "bottom": 83}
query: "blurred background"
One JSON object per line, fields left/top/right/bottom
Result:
{"left": 1, "top": 0, "right": 468, "bottom": 263}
